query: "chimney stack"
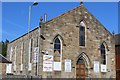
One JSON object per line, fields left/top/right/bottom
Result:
{"left": 44, "top": 13, "right": 47, "bottom": 22}
{"left": 80, "top": 0, "right": 83, "bottom": 5}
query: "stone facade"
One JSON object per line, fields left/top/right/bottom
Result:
{"left": 7, "top": 4, "right": 116, "bottom": 78}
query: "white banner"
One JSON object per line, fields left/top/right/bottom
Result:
{"left": 53, "top": 62, "right": 61, "bottom": 71}
{"left": 33, "top": 47, "right": 39, "bottom": 64}
{"left": 43, "top": 61, "right": 53, "bottom": 72}
{"left": 94, "top": 61, "right": 99, "bottom": 73}
{"left": 65, "top": 59, "right": 71, "bottom": 72}
{"left": 101, "top": 64, "right": 107, "bottom": 72}
{"left": 6, "top": 64, "right": 12, "bottom": 74}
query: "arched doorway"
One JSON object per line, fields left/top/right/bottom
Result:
{"left": 76, "top": 53, "right": 91, "bottom": 78}
{"left": 76, "top": 57, "right": 85, "bottom": 78}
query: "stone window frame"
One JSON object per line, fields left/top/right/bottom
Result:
{"left": 100, "top": 42, "right": 108, "bottom": 65}
{"left": 54, "top": 37, "right": 61, "bottom": 53}
{"left": 80, "top": 26, "right": 85, "bottom": 46}
{"left": 100, "top": 43, "right": 106, "bottom": 65}
{"left": 79, "top": 21, "right": 86, "bottom": 47}
{"left": 53, "top": 34, "right": 63, "bottom": 62}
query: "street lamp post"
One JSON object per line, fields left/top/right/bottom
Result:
{"left": 28, "top": 1, "right": 38, "bottom": 35}
{"left": 26, "top": 1, "right": 38, "bottom": 78}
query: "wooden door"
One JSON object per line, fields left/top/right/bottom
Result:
{"left": 76, "top": 64, "right": 85, "bottom": 78}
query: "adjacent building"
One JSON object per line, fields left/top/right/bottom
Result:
{"left": 7, "top": 3, "right": 116, "bottom": 78}
{"left": 115, "top": 34, "right": 120, "bottom": 79}
{"left": 0, "top": 54, "right": 12, "bottom": 75}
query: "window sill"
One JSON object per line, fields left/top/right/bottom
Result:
{"left": 79, "top": 46, "right": 86, "bottom": 49}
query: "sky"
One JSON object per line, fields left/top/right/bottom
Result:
{"left": 1, "top": 2, "right": 119, "bottom": 42}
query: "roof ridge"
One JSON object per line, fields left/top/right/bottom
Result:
{"left": 9, "top": 5, "right": 83, "bottom": 43}
{"left": 44, "top": 5, "right": 83, "bottom": 25}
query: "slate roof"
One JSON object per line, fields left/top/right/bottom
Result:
{"left": 0, "top": 54, "right": 12, "bottom": 63}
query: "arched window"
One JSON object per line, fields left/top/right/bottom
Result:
{"left": 80, "top": 26, "right": 85, "bottom": 46}
{"left": 101, "top": 44, "right": 106, "bottom": 65}
{"left": 54, "top": 35, "right": 62, "bottom": 62}
{"left": 54, "top": 37, "right": 61, "bottom": 53}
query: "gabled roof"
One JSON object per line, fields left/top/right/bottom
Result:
{"left": 10, "top": 5, "right": 83, "bottom": 43}
{"left": 0, "top": 54, "right": 12, "bottom": 63}
{"left": 115, "top": 34, "right": 120, "bottom": 46}
{"left": 9, "top": 4, "right": 112, "bottom": 43}
{"left": 44, "top": 4, "right": 112, "bottom": 35}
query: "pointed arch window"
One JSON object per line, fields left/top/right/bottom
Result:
{"left": 54, "top": 37, "right": 61, "bottom": 53}
{"left": 101, "top": 44, "right": 106, "bottom": 65}
{"left": 80, "top": 26, "right": 85, "bottom": 46}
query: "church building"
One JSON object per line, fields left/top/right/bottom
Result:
{"left": 7, "top": 2, "right": 116, "bottom": 78}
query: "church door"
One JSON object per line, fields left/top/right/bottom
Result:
{"left": 76, "top": 57, "right": 86, "bottom": 78}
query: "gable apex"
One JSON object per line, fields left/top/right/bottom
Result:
{"left": 44, "top": 4, "right": 112, "bottom": 36}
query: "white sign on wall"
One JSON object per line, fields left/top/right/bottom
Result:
{"left": 43, "top": 61, "right": 53, "bottom": 72}
{"left": 53, "top": 62, "right": 61, "bottom": 71}
{"left": 65, "top": 59, "right": 71, "bottom": 72}
{"left": 43, "top": 55, "right": 53, "bottom": 61}
{"left": 101, "top": 64, "right": 107, "bottom": 72}
{"left": 6, "top": 64, "right": 12, "bottom": 74}
{"left": 94, "top": 61, "right": 99, "bottom": 73}
{"left": 43, "top": 55, "right": 53, "bottom": 72}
